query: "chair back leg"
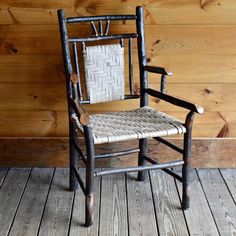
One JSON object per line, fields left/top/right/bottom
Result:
{"left": 69, "top": 122, "right": 78, "bottom": 191}
{"left": 84, "top": 126, "right": 95, "bottom": 227}
{"left": 137, "top": 138, "right": 148, "bottom": 181}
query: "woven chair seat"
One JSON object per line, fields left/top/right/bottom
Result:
{"left": 74, "top": 106, "right": 186, "bottom": 144}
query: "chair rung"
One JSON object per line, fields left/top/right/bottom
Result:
{"left": 94, "top": 160, "right": 184, "bottom": 177}
{"left": 95, "top": 148, "right": 140, "bottom": 159}
{"left": 144, "top": 156, "right": 182, "bottom": 182}
{"left": 72, "top": 165, "right": 86, "bottom": 194}
{"left": 153, "top": 137, "right": 183, "bottom": 154}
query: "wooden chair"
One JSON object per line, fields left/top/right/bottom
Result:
{"left": 57, "top": 6, "right": 204, "bottom": 227}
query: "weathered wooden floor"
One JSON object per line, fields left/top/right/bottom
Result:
{"left": 0, "top": 168, "right": 235, "bottom": 236}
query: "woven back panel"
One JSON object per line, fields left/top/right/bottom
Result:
{"left": 83, "top": 44, "right": 125, "bottom": 104}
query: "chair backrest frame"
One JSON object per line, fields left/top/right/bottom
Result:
{"left": 57, "top": 6, "right": 148, "bottom": 110}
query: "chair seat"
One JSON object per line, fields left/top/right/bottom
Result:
{"left": 74, "top": 106, "right": 186, "bottom": 144}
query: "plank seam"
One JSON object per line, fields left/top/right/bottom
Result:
{"left": 0, "top": 168, "right": 9, "bottom": 188}
{"left": 37, "top": 168, "right": 56, "bottom": 236}
{"left": 125, "top": 174, "right": 130, "bottom": 236}
{"left": 173, "top": 168, "right": 191, "bottom": 236}
{"left": 6, "top": 168, "right": 32, "bottom": 236}
{"left": 219, "top": 169, "right": 236, "bottom": 205}
{"left": 148, "top": 170, "right": 161, "bottom": 236}
{"left": 195, "top": 169, "right": 221, "bottom": 236}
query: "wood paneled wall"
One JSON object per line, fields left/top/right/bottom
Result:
{"left": 0, "top": 0, "right": 236, "bottom": 138}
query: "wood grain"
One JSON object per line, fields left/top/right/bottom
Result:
{"left": 1, "top": 1, "right": 236, "bottom": 25}
{"left": 176, "top": 169, "right": 219, "bottom": 236}
{"left": 126, "top": 172, "right": 158, "bottom": 236}
{"left": 69, "top": 169, "right": 100, "bottom": 236}
{"left": 0, "top": 1, "right": 235, "bottom": 143}
{"left": 0, "top": 137, "right": 235, "bottom": 168}
{"left": 0, "top": 83, "right": 235, "bottom": 112}
{"left": 8, "top": 168, "right": 54, "bottom": 236}
{"left": 99, "top": 172, "right": 128, "bottom": 236}
{"left": 197, "top": 169, "right": 236, "bottom": 236}
{"left": 0, "top": 168, "right": 31, "bottom": 235}
{"left": 1, "top": 25, "right": 236, "bottom": 55}
{"left": 149, "top": 169, "right": 188, "bottom": 235}
{"left": 2, "top": 54, "right": 236, "bottom": 84}
{"left": 38, "top": 168, "right": 74, "bottom": 236}
{"left": 220, "top": 169, "right": 236, "bottom": 203}
{"left": 0, "top": 168, "right": 8, "bottom": 187}
{"left": 0, "top": 110, "right": 230, "bottom": 137}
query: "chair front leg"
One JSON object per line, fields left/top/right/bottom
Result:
{"left": 69, "top": 122, "right": 78, "bottom": 191}
{"left": 182, "top": 111, "right": 194, "bottom": 210}
{"left": 137, "top": 138, "right": 148, "bottom": 181}
{"left": 84, "top": 126, "right": 95, "bottom": 227}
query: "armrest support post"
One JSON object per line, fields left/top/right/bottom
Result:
{"left": 161, "top": 74, "right": 167, "bottom": 93}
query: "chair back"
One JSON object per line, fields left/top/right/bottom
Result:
{"left": 58, "top": 6, "right": 147, "bottom": 106}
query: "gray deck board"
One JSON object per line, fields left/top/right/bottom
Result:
{"left": 0, "top": 168, "right": 31, "bottom": 236}
{"left": 69, "top": 169, "right": 100, "bottom": 236}
{"left": 99, "top": 172, "right": 128, "bottom": 236}
{"left": 0, "top": 168, "right": 235, "bottom": 236}
{"left": 8, "top": 168, "right": 54, "bottom": 236}
{"left": 220, "top": 169, "right": 236, "bottom": 203}
{"left": 197, "top": 169, "right": 236, "bottom": 236}
{"left": 0, "top": 168, "right": 8, "bottom": 188}
{"left": 150, "top": 169, "right": 189, "bottom": 236}
{"left": 176, "top": 169, "right": 219, "bottom": 236}
{"left": 126, "top": 172, "right": 158, "bottom": 236}
{"left": 38, "top": 168, "right": 74, "bottom": 236}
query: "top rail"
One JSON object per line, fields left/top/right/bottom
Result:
{"left": 66, "top": 15, "right": 137, "bottom": 23}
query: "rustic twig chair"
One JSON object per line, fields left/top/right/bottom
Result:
{"left": 57, "top": 6, "right": 204, "bottom": 227}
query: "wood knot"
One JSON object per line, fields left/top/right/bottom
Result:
{"left": 153, "top": 39, "right": 160, "bottom": 46}
{"left": 203, "top": 88, "right": 212, "bottom": 95}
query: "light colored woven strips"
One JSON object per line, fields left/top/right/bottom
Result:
{"left": 83, "top": 44, "right": 125, "bottom": 104}
{"left": 73, "top": 106, "right": 186, "bottom": 144}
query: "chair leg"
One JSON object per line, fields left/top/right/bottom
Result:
{"left": 85, "top": 127, "right": 95, "bottom": 227}
{"left": 137, "top": 138, "right": 148, "bottom": 181}
{"left": 182, "top": 130, "right": 191, "bottom": 210}
{"left": 69, "top": 122, "right": 78, "bottom": 191}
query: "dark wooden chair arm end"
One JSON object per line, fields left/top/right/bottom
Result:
{"left": 146, "top": 88, "right": 204, "bottom": 114}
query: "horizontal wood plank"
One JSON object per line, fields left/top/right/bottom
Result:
{"left": 0, "top": 137, "right": 235, "bottom": 168}
{"left": 1, "top": 25, "right": 236, "bottom": 55}
{"left": 1, "top": 1, "right": 236, "bottom": 25}
{"left": 0, "top": 83, "right": 235, "bottom": 112}
{"left": 0, "top": 110, "right": 232, "bottom": 137}
{"left": 2, "top": 54, "right": 236, "bottom": 84}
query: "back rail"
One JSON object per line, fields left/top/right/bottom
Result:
{"left": 66, "top": 15, "right": 136, "bottom": 23}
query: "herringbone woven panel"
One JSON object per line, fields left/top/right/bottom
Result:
{"left": 72, "top": 106, "right": 186, "bottom": 144}
{"left": 83, "top": 44, "right": 125, "bottom": 104}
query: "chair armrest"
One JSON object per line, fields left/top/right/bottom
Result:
{"left": 146, "top": 88, "right": 204, "bottom": 114}
{"left": 68, "top": 96, "right": 90, "bottom": 126}
{"left": 144, "top": 65, "right": 173, "bottom": 76}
